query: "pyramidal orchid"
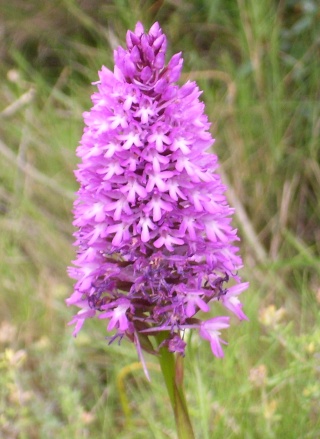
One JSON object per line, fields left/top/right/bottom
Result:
{"left": 67, "top": 21, "right": 248, "bottom": 383}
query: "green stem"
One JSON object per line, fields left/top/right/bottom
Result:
{"left": 156, "top": 333, "right": 195, "bottom": 439}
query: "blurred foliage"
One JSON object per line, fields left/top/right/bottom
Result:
{"left": 0, "top": 0, "right": 319, "bottom": 437}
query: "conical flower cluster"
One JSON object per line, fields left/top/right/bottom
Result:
{"left": 67, "top": 22, "right": 248, "bottom": 363}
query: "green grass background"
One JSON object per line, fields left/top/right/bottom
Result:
{"left": 0, "top": 0, "right": 319, "bottom": 438}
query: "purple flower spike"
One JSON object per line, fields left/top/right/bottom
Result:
{"left": 67, "top": 22, "right": 248, "bottom": 362}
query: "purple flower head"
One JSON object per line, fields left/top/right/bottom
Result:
{"left": 67, "top": 22, "right": 248, "bottom": 365}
